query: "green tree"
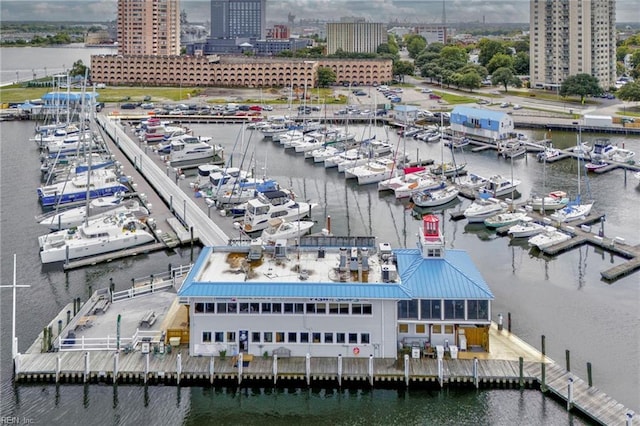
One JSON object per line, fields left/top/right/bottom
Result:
{"left": 559, "top": 73, "right": 603, "bottom": 103}
{"left": 491, "top": 67, "right": 521, "bottom": 92}
{"left": 69, "top": 60, "right": 89, "bottom": 78}
{"left": 393, "top": 60, "right": 416, "bottom": 82}
{"left": 377, "top": 43, "right": 392, "bottom": 54}
{"left": 513, "top": 51, "right": 530, "bottom": 75}
{"left": 458, "top": 70, "right": 482, "bottom": 92}
{"left": 616, "top": 81, "right": 640, "bottom": 102}
{"left": 486, "top": 53, "right": 514, "bottom": 75}
{"left": 414, "top": 51, "right": 439, "bottom": 69}
{"left": 440, "top": 46, "right": 467, "bottom": 65}
{"left": 316, "top": 67, "right": 336, "bottom": 88}
{"left": 478, "top": 39, "right": 506, "bottom": 66}
{"left": 406, "top": 35, "right": 427, "bottom": 59}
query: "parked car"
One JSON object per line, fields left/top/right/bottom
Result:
{"left": 429, "top": 94, "right": 442, "bottom": 100}
{"left": 354, "top": 91, "right": 367, "bottom": 96}
{"left": 500, "top": 102, "right": 510, "bottom": 108}
{"left": 261, "top": 105, "right": 273, "bottom": 111}
{"left": 513, "top": 104, "right": 522, "bottom": 110}
{"left": 390, "top": 97, "right": 402, "bottom": 103}
{"left": 140, "top": 103, "right": 155, "bottom": 109}
{"left": 120, "top": 103, "right": 137, "bottom": 109}
{"left": 249, "top": 105, "right": 262, "bottom": 111}
{"left": 421, "top": 88, "right": 433, "bottom": 93}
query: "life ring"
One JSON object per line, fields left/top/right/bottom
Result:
{"left": 353, "top": 347, "right": 360, "bottom": 356}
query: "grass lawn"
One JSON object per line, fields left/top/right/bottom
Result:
{"left": 431, "top": 90, "right": 477, "bottom": 105}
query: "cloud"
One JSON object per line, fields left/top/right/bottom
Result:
{"left": 0, "top": 0, "right": 637, "bottom": 24}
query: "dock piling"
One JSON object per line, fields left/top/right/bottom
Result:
{"left": 519, "top": 357, "right": 524, "bottom": 389}
{"left": 177, "top": 353, "right": 182, "bottom": 385}
{"left": 209, "top": 357, "right": 214, "bottom": 385}
{"left": 567, "top": 377, "right": 574, "bottom": 411}
{"left": 66, "top": 310, "right": 71, "bottom": 325}
{"left": 368, "top": 354, "right": 374, "bottom": 387}
{"left": 273, "top": 355, "right": 278, "bottom": 385}
{"left": 57, "top": 320, "right": 62, "bottom": 339}
{"left": 565, "top": 349, "right": 571, "bottom": 372}
{"left": 56, "top": 356, "right": 61, "bottom": 383}
{"left": 337, "top": 354, "right": 343, "bottom": 387}
{"left": 587, "top": 362, "right": 592, "bottom": 387}
{"left": 113, "top": 352, "right": 119, "bottom": 385}
{"left": 144, "top": 353, "right": 149, "bottom": 383}
{"left": 404, "top": 354, "right": 410, "bottom": 387}
{"left": 541, "top": 335, "right": 546, "bottom": 356}
{"left": 305, "top": 353, "right": 311, "bottom": 386}
{"left": 626, "top": 412, "right": 634, "bottom": 426}
{"left": 473, "top": 357, "right": 479, "bottom": 388}
{"left": 508, "top": 312, "right": 512, "bottom": 333}
{"left": 83, "top": 352, "right": 90, "bottom": 383}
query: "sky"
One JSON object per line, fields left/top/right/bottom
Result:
{"left": 0, "top": 0, "right": 638, "bottom": 25}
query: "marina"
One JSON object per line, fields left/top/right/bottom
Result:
{"left": 2, "top": 109, "right": 639, "bottom": 423}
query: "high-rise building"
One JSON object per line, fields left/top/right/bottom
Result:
{"left": 117, "top": 0, "right": 181, "bottom": 56}
{"left": 529, "top": 0, "right": 616, "bottom": 90}
{"left": 326, "top": 22, "right": 387, "bottom": 55}
{"left": 210, "top": 0, "right": 267, "bottom": 40}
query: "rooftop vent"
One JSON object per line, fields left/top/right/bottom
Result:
{"left": 274, "top": 239, "right": 287, "bottom": 258}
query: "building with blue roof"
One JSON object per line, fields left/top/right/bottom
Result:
{"left": 178, "top": 215, "right": 494, "bottom": 359}
{"left": 450, "top": 106, "right": 514, "bottom": 141}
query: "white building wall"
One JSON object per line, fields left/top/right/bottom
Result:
{"left": 188, "top": 299, "right": 398, "bottom": 358}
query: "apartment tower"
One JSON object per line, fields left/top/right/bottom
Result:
{"left": 117, "top": 0, "right": 181, "bottom": 56}
{"left": 326, "top": 22, "right": 387, "bottom": 55}
{"left": 530, "top": 0, "right": 616, "bottom": 89}
{"left": 210, "top": 0, "right": 267, "bottom": 39}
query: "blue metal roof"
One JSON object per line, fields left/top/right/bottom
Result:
{"left": 179, "top": 281, "right": 412, "bottom": 299}
{"left": 451, "top": 106, "right": 507, "bottom": 123}
{"left": 393, "top": 248, "right": 494, "bottom": 300}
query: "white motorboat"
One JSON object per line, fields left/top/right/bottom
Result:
{"left": 143, "top": 118, "right": 187, "bottom": 143}
{"left": 309, "top": 146, "right": 341, "bottom": 163}
{"left": 572, "top": 141, "right": 592, "bottom": 159}
{"left": 536, "top": 144, "right": 563, "bottom": 162}
{"left": 549, "top": 197, "right": 594, "bottom": 222}
{"left": 260, "top": 218, "right": 315, "bottom": 244}
{"left": 507, "top": 217, "right": 546, "bottom": 238}
{"left": 411, "top": 183, "right": 459, "bottom": 207}
{"left": 590, "top": 138, "right": 616, "bottom": 160}
{"left": 477, "top": 174, "right": 521, "bottom": 198}
{"left": 38, "top": 212, "right": 155, "bottom": 264}
{"left": 241, "top": 190, "right": 319, "bottom": 233}
{"left": 610, "top": 148, "right": 635, "bottom": 164}
{"left": 190, "top": 164, "right": 223, "bottom": 190}
{"left": 463, "top": 197, "right": 507, "bottom": 223}
{"left": 456, "top": 173, "right": 489, "bottom": 191}
{"left": 167, "top": 134, "right": 224, "bottom": 168}
{"left": 484, "top": 211, "right": 528, "bottom": 228}
{"left": 209, "top": 179, "right": 280, "bottom": 206}
{"left": 377, "top": 166, "right": 427, "bottom": 192}
{"left": 37, "top": 195, "right": 148, "bottom": 231}
{"left": 528, "top": 226, "right": 571, "bottom": 250}
{"left": 529, "top": 191, "right": 569, "bottom": 211}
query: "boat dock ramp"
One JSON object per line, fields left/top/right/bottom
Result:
{"left": 13, "top": 281, "right": 634, "bottom": 425}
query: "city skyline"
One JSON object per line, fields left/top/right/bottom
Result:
{"left": 1, "top": 0, "right": 638, "bottom": 25}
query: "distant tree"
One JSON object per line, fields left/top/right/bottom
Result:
{"left": 491, "top": 67, "right": 521, "bottom": 92}
{"left": 478, "top": 39, "right": 507, "bottom": 66}
{"left": 387, "top": 35, "right": 399, "bottom": 55}
{"left": 316, "top": 67, "right": 336, "bottom": 88}
{"left": 393, "top": 60, "right": 416, "bottom": 82}
{"left": 377, "top": 43, "right": 392, "bottom": 54}
{"left": 425, "top": 42, "right": 444, "bottom": 54}
{"left": 457, "top": 70, "right": 482, "bottom": 91}
{"left": 69, "top": 60, "right": 89, "bottom": 78}
{"left": 414, "top": 51, "right": 439, "bottom": 69}
{"left": 509, "top": 40, "right": 529, "bottom": 54}
{"left": 616, "top": 81, "right": 640, "bottom": 102}
{"left": 486, "top": 53, "right": 514, "bottom": 75}
{"left": 440, "top": 46, "right": 468, "bottom": 65}
{"left": 513, "top": 51, "right": 530, "bottom": 75}
{"left": 405, "top": 35, "right": 427, "bottom": 59}
{"left": 559, "top": 73, "right": 603, "bottom": 103}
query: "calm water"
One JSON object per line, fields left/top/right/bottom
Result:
{"left": 1, "top": 49, "right": 639, "bottom": 423}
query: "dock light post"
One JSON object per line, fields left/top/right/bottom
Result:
{"left": 497, "top": 313, "right": 503, "bottom": 331}
{"left": 15, "top": 71, "right": 19, "bottom": 84}
{"left": 599, "top": 215, "right": 605, "bottom": 237}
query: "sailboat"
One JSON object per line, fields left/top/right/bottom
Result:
{"left": 550, "top": 138, "right": 594, "bottom": 223}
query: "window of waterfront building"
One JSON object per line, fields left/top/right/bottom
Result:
{"left": 284, "top": 303, "right": 294, "bottom": 314}
{"left": 215, "top": 332, "right": 224, "bottom": 342}
{"left": 261, "top": 303, "right": 271, "bottom": 313}
{"left": 316, "top": 303, "right": 327, "bottom": 314}
{"left": 398, "top": 323, "right": 409, "bottom": 333}
{"left": 300, "top": 332, "right": 309, "bottom": 343}
{"left": 421, "top": 300, "right": 441, "bottom": 320}
{"left": 324, "top": 332, "right": 334, "bottom": 343}
{"left": 195, "top": 303, "right": 204, "bottom": 313}
{"left": 398, "top": 300, "right": 419, "bottom": 319}
{"left": 444, "top": 325, "right": 454, "bottom": 334}
{"left": 349, "top": 333, "right": 358, "bottom": 344}
{"left": 276, "top": 332, "right": 285, "bottom": 342}
{"left": 361, "top": 333, "right": 370, "bottom": 344}
{"left": 272, "top": 303, "right": 282, "bottom": 313}
{"left": 252, "top": 332, "right": 261, "bottom": 343}
{"left": 250, "top": 303, "right": 259, "bottom": 313}
{"left": 444, "top": 300, "right": 465, "bottom": 320}
{"left": 227, "top": 332, "right": 236, "bottom": 342}
{"left": 313, "top": 332, "right": 321, "bottom": 343}
{"left": 329, "top": 303, "right": 339, "bottom": 314}
{"left": 288, "top": 332, "right": 297, "bottom": 343}
{"left": 336, "top": 333, "right": 346, "bottom": 344}
{"left": 228, "top": 303, "right": 237, "bottom": 313}
{"left": 205, "top": 303, "right": 215, "bottom": 313}
{"left": 339, "top": 304, "right": 349, "bottom": 314}
{"left": 202, "top": 332, "right": 212, "bottom": 343}
{"left": 432, "top": 324, "right": 442, "bottom": 334}
{"left": 264, "top": 332, "right": 273, "bottom": 343}
{"left": 467, "top": 300, "right": 489, "bottom": 320}
{"left": 306, "top": 303, "right": 316, "bottom": 314}
{"left": 416, "top": 324, "right": 426, "bottom": 334}
{"left": 295, "top": 303, "right": 304, "bottom": 313}
{"left": 240, "top": 303, "right": 249, "bottom": 313}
